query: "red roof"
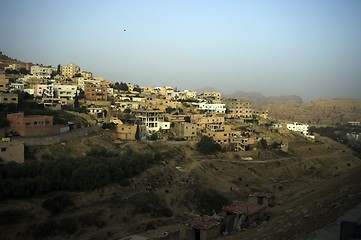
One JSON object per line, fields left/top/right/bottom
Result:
{"left": 222, "top": 201, "right": 266, "bottom": 215}
{"left": 187, "top": 218, "right": 219, "bottom": 230}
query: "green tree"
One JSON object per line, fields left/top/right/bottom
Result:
{"left": 73, "top": 92, "right": 80, "bottom": 110}
{"left": 135, "top": 124, "right": 141, "bottom": 140}
{"left": 196, "top": 136, "right": 221, "bottom": 154}
{"left": 57, "top": 64, "right": 61, "bottom": 75}
{"left": 18, "top": 67, "right": 29, "bottom": 75}
{"left": 258, "top": 138, "right": 268, "bottom": 149}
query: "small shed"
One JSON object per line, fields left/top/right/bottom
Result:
{"left": 222, "top": 202, "right": 266, "bottom": 234}
{"left": 180, "top": 217, "right": 220, "bottom": 240}
{"left": 248, "top": 192, "right": 276, "bottom": 207}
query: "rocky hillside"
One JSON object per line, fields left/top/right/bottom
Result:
{"left": 267, "top": 98, "right": 361, "bottom": 125}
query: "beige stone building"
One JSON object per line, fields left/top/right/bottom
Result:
{"left": 224, "top": 99, "right": 253, "bottom": 119}
{"left": 0, "top": 74, "right": 9, "bottom": 92}
{"left": 61, "top": 63, "right": 80, "bottom": 78}
{"left": 173, "top": 122, "right": 198, "bottom": 140}
{"left": 0, "top": 93, "right": 18, "bottom": 104}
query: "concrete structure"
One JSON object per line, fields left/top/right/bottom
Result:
{"left": 42, "top": 98, "right": 67, "bottom": 110}
{"left": 200, "top": 91, "right": 222, "bottom": 101}
{"left": 0, "top": 139, "right": 24, "bottom": 163}
{"left": 61, "top": 63, "right": 80, "bottom": 78}
{"left": 84, "top": 81, "right": 108, "bottom": 101}
{"left": 80, "top": 70, "right": 93, "bottom": 79}
{"left": 222, "top": 202, "right": 266, "bottom": 234}
{"left": 248, "top": 192, "right": 276, "bottom": 207}
{"left": 30, "top": 65, "right": 54, "bottom": 78}
{"left": 34, "top": 84, "right": 54, "bottom": 98}
{"left": 286, "top": 122, "right": 309, "bottom": 134}
{"left": 135, "top": 110, "right": 170, "bottom": 134}
{"left": 9, "top": 82, "right": 25, "bottom": 92}
{"left": 87, "top": 105, "right": 106, "bottom": 118}
{"left": 173, "top": 122, "right": 198, "bottom": 140}
{"left": 190, "top": 114, "right": 225, "bottom": 130}
{"left": 195, "top": 102, "right": 226, "bottom": 114}
{"left": 203, "top": 124, "right": 242, "bottom": 146}
{"left": 0, "top": 75, "right": 9, "bottom": 92}
{"left": 53, "top": 84, "right": 77, "bottom": 100}
{"left": 180, "top": 217, "right": 220, "bottom": 240}
{"left": 286, "top": 122, "right": 315, "bottom": 139}
{"left": 0, "top": 93, "right": 18, "bottom": 104}
{"left": 6, "top": 112, "right": 65, "bottom": 136}
{"left": 224, "top": 99, "right": 253, "bottom": 119}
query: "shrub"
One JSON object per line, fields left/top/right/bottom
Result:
{"left": 196, "top": 136, "right": 221, "bottom": 154}
{"left": 32, "top": 220, "right": 58, "bottom": 239}
{"left": 42, "top": 193, "right": 74, "bottom": 214}
{"left": 59, "top": 217, "right": 78, "bottom": 235}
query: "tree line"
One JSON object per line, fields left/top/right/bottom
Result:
{"left": 0, "top": 147, "right": 168, "bottom": 199}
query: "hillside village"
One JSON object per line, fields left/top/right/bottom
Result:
{"left": 0, "top": 56, "right": 318, "bottom": 164}
{"left": 1, "top": 54, "right": 361, "bottom": 240}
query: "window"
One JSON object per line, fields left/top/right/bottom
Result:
{"left": 4, "top": 98, "right": 8, "bottom": 101}
{"left": 26, "top": 122, "right": 30, "bottom": 126}
{"left": 1, "top": 148, "right": 6, "bottom": 152}
{"left": 12, "top": 98, "right": 16, "bottom": 101}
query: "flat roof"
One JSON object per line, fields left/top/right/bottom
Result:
{"left": 222, "top": 201, "right": 266, "bottom": 215}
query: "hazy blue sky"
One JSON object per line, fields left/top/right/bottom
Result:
{"left": 1, "top": 0, "right": 361, "bottom": 101}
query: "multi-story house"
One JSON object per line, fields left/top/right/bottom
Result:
{"left": 53, "top": 84, "right": 78, "bottom": 100}
{"left": 0, "top": 74, "right": 9, "bottom": 92}
{"left": 200, "top": 91, "right": 222, "bottom": 101}
{"left": 224, "top": 99, "right": 253, "bottom": 119}
{"left": 203, "top": 124, "right": 242, "bottom": 146}
{"left": 80, "top": 70, "right": 93, "bottom": 79}
{"left": 84, "top": 81, "right": 108, "bottom": 101}
{"left": 191, "top": 114, "right": 225, "bottom": 131}
{"left": 9, "top": 82, "right": 25, "bottom": 92}
{"left": 135, "top": 110, "right": 170, "bottom": 134}
{"left": 34, "top": 84, "right": 54, "bottom": 98}
{"left": 42, "top": 98, "right": 67, "bottom": 110}
{"left": 195, "top": 102, "right": 226, "bottom": 114}
{"left": 286, "top": 122, "right": 308, "bottom": 134}
{"left": 0, "top": 93, "right": 18, "bottom": 104}
{"left": 61, "top": 63, "right": 80, "bottom": 78}
{"left": 173, "top": 122, "right": 198, "bottom": 140}
{"left": 30, "top": 65, "right": 55, "bottom": 78}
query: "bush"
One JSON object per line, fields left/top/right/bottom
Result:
{"left": 196, "top": 136, "right": 221, "bottom": 154}
{"left": 59, "top": 217, "right": 78, "bottom": 235}
{"left": 42, "top": 193, "right": 74, "bottom": 214}
{"left": 0, "top": 209, "right": 31, "bottom": 225}
{"left": 79, "top": 211, "right": 106, "bottom": 228}
{"left": 32, "top": 220, "right": 58, "bottom": 239}
{"left": 191, "top": 189, "right": 229, "bottom": 214}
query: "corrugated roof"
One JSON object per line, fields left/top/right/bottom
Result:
{"left": 222, "top": 201, "right": 266, "bottom": 215}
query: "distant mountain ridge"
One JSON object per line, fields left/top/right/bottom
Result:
{"left": 267, "top": 98, "right": 361, "bottom": 125}
{"left": 225, "top": 90, "right": 303, "bottom": 107}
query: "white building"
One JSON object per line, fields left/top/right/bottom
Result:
{"left": 286, "top": 122, "right": 315, "bottom": 139}
{"left": 195, "top": 102, "right": 226, "bottom": 114}
{"left": 135, "top": 110, "right": 170, "bottom": 134}
{"left": 286, "top": 122, "right": 309, "bottom": 134}
{"left": 53, "top": 84, "right": 78, "bottom": 100}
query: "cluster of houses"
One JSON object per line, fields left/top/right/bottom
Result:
{"left": 0, "top": 61, "right": 315, "bottom": 164}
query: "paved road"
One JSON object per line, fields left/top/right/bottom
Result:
{"left": 11, "top": 125, "right": 102, "bottom": 146}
